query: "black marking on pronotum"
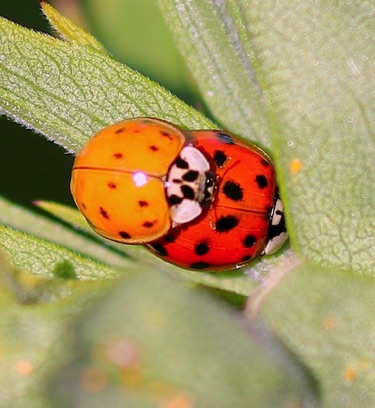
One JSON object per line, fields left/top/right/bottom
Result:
{"left": 168, "top": 194, "right": 183, "bottom": 206}
{"left": 150, "top": 243, "right": 168, "bottom": 257}
{"left": 243, "top": 234, "right": 257, "bottom": 248}
{"left": 215, "top": 215, "right": 239, "bottom": 232}
{"left": 194, "top": 242, "right": 210, "bottom": 256}
{"left": 266, "top": 210, "right": 287, "bottom": 241}
{"left": 222, "top": 180, "right": 243, "bottom": 202}
{"left": 213, "top": 150, "right": 228, "bottom": 167}
{"left": 119, "top": 231, "right": 131, "bottom": 239}
{"left": 175, "top": 157, "right": 189, "bottom": 169}
{"left": 255, "top": 174, "right": 268, "bottom": 189}
{"left": 217, "top": 132, "right": 235, "bottom": 145}
{"left": 99, "top": 206, "right": 110, "bottom": 219}
{"left": 181, "top": 185, "right": 195, "bottom": 200}
{"left": 182, "top": 170, "right": 199, "bottom": 182}
{"left": 190, "top": 262, "right": 211, "bottom": 269}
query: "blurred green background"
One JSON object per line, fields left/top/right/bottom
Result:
{"left": 0, "top": 0, "right": 74, "bottom": 209}
{"left": 0, "top": 0, "right": 195, "bottom": 210}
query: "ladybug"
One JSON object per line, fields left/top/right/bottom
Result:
{"left": 71, "top": 118, "right": 215, "bottom": 244}
{"left": 147, "top": 129, "right": 288, "bottom": 271}
{"left": 70, "top": 118, "right": 287, "bottom": 271}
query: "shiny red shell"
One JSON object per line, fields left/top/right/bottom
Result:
{"left": 147, "top": 130, "right": 277, "bottom": 271}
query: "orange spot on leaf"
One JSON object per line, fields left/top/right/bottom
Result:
{"left": 343, "top": 367, "right": 357, "bottom": 381}
{"left": 289, "top": 159, "right": 303, "bottom": 174}
{"left": 323, "top": 316, "right": 336, "bottom": 331}
{"left": 14, "top": 359, "right": 33, "bottom": 377}
{"left": 80, "top": 366, "right": 107, "bottom": 393}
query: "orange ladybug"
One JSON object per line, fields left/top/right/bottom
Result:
{"left": 71, "top": 118, "right": 214, "bottom": 244}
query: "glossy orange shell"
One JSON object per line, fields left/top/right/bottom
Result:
{"left": 71, "top": 118, "right": 185, "bottom": 243}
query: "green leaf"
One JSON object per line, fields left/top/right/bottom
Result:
{"left": 255, "top": 262, "right": 375, "bottom": 407}
{"left": 157, "top": 0, "right": 271, "bottom": 146}
{"left": 241, "top": 1, "right": 375, "bottom": 272}
{"left": 0, "top": 251, "right": 109, "bottom": 407}
{"left": 159, "top": 1, "right": 375, "bottom": 274}
{"left": 82, "top": 0, "right": 192, "bottom": 96}
{"left": 48, "top": 269, "right": 319, "bottom": 407}
{"left": 0, "top": 196, "right": 139, "bottom": 269}
{"left": 40, "top": 0, "right": 106, "bottom": 52}
{"left": 0, "top": 225, "right": 124, "bottom": 280}
{"left": 0, "top": 15, "right": 214, "bottom": 153}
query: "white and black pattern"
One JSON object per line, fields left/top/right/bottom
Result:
{"left": 166, "top": 146, "right": 215, "bottom": 224}
{"left": 262, "top": 194, "right": 288, "bottom": 255}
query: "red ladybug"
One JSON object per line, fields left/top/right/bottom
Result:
{"left": 147, "top": 129, "right": 287, "bottom": 271}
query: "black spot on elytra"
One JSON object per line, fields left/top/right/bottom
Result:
{"left": 160, "top": 130, "right": 173, "bottom": 140}
{"left": 119, "top": 231, "right": 131, "bottom": 239}
{"left": 215, "top": 215, "right": 239, "bottom": 232}
{"left": 99, "top": 206, "right": 110, "bottom": 219}
{"left": 143, "top": 220, "right": 156, "bottom": 228}
{"left": 255, "top": 174, "right": 268, "bottom": 189}
{"left": 181, "top": 185, "right": 195, "bottom": 200}
{"left": 195, "top": 242, "right": 210, "bottom": 256}
{"left": 168, "top": 195, "right": 183, "bottom": 206}
{"left": 222, "top": 180, "right": 243, "bottom": 201}
{"left": 164, "top": 232, "right": 177, "bottom": 243}
{"left": 190, "top": 262, "right": 211, "bottom": 269}
{"left": 113, "top": 153, "right": 123, "bottom": 159}
{"left": 150, "top": 243, "right": 168, "bottom": 257}
{"left": 182, "top": 170, "right": 199, "bottom": 182}
{"left": 217, "top": 132, "right": 234, "bottom": 145}
{"left": 114, "top": 127, "right": 125, "bottom": 134}
{"left": 138, "top": 200, "right": 149, "bottom": 207}
{"left": 213, "top": 150, "right": 228, "bottom": 167}
{"left": 175, "top": 157, "right": 189, "bottom": 169}
{"left": 107, "top": 182, "right": 117, "bottom": 189}
{"left": 149, "top": 145, "right": 159, "bottom": 152}
{"left": 261, "top": 159, "right": 270, "bottom": 167}
{"left": 81, "top": 203, "right": 87, "bottom": 210}
{"left": 243, "top": 234, "right": 257, "bottom": 248}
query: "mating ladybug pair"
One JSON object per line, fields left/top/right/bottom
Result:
{"left": 70, "top": 118, "right": 287, "bottom": 271}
